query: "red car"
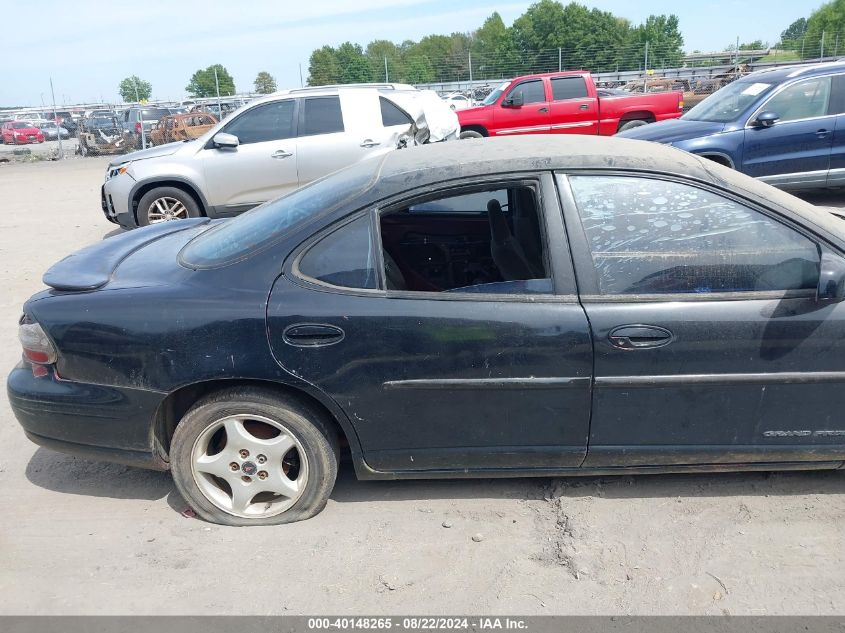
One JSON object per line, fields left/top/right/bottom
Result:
{"left": 1, "top": 121, "right": 45, "bottom": 144}
{"left": 457, "top": 71, "right": 683, "bottom": 138}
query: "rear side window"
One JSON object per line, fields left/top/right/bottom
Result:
{"left": 301, "top": 96, "right": 344, "bottom": 136}
{"left": 298, "top": 215, "right": 377, "bottom": 289}
{"left": 568, "top": 175, "right": 819, "bottom": 295}
{"left": 380, "top": 97, "right": 412, "bottom": 127}
{"left": 551, "top": 77, "right": 589, "bottom": 101}
{"left": 224, "top": 100, "right": 295, "bottom": 144}
{"left": 508, "top": 80, "right": 546, "bottom": 104}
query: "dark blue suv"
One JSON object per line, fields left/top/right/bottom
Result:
{"left": 618, "top": 61, "right": 845, "bottom": 190}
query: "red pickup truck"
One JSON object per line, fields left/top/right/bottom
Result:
{"left": 457, "top": 71, "right": 683, "bottom": 138}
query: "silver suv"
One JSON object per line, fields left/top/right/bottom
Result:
{"left": 102, "top": 84, "right": 458, "bottom": 228}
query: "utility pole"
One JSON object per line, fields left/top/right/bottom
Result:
{"left": 49, "top": 77, "right": 63, "bottom": 159}
{"left": 735, "top": 36, "right": 740, "bottom": 76}
{"left": 821, "top": 30, "right": 826, "bottom": 60}
{"left": 133, "top": 78, "right": 146, "bottom": 150}
{"left": 384, "top": 56, "right": 389, "bottom": 82}
{"left": 214, "top": 66, "right": 222, "bottom": 120}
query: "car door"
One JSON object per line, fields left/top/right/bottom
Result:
{"left": 825, "top": 74, "right": 845, "bottom": 186}
{"left": 558, "top": 172, "right": 845, "bottom": 467}
{"left": 548, "top": 76, "right": 599, "bottom": 135}
{"left": 743, "top": 75, "right": 834, "bottom": 187}
{"left": 266, "top": 174, "right": 593, "bottom": 472}
{"left": 492, "top": 78, "right": 551, "bottom": 135}
{"left": 201, "top": 99, "right": 298, "bottom": 215}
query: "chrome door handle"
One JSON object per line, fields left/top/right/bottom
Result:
{"left": 271, "top": 149, "right": 293, "bottom": 159}
{"left": 360, "top": 139, "right": 380, "bottom": 148}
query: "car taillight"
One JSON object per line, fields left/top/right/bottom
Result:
{"left": 679, "top": 99, "right": 684, "bottom": 110}
{"left": 135, "top": 122, "right": 142, "bottom": 132}
{"left": 18, "top": 316, "right": 57, "bottom": 365}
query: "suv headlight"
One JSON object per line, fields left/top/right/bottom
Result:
{"left": 106, "top": 163, "right": 129, "bottom": 180}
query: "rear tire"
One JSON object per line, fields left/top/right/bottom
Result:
{"left": 460, "top": 130, "right": 484, "bottom": 139}
{"left": 618, "top": 119, "right": 649, "bottom": 133}
{"left": 136, "top": 186, "right": 201, "bottom": 227}
{"left": 170, "top": 387, "right": 340, "bottom": 526}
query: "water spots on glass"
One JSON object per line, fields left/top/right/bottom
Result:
{"left": 601, "top": 224, "right": 616, "bottom": 232}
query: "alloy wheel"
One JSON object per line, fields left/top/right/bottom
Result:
{"left": 146, "top": 196, "right": 189, "bottom": 223}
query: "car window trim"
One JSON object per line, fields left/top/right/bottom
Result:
{"left": 287, "top": 173, "right": 579, "bottom": 303}
{"left": 556, "top": 169, "right": 826, "bottom": 302}
{"left": 744, "top": 73, "right": 837, "bottom": 128}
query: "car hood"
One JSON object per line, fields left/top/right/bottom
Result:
{"left": 616, "top": 118, "right": 727, "bottom": 142}
{"left": 109, "top": 141, "right": 191, "bottom": 167}
{"left": 43, "top": 219, "right": 212, "bottom": 291}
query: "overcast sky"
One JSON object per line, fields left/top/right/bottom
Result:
{"left": 0, "top": 0, "right": 815, "bottom": 106}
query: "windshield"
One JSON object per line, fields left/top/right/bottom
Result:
{"left": 482, "top": 81, "right": 511, "bottom": 106}
{"left": 682, "top": 80, "right": 774, "bottom": 123}
{"left": 12, "top": 122, "right": 32, "bottom": 129}
{"left": 180, "top": 163, "right": 379, "bottom": 268}
{"left": 90, "top": 117, "right": 118, "bottom": 128}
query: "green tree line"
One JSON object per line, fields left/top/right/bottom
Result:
{"left": 307, "top": 0, "right": 684, "bottom": 86}
{"left": 779, "top": 0, "right": 845, "bottom": 58}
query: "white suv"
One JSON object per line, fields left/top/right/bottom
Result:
{"left": 102, "top": 84, "right": 458, "bottom": 228}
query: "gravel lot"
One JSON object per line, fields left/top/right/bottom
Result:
{"left": 0, "top": 157, "right": 844, "bottom": 615}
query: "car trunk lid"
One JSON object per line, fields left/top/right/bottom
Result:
{"left": 43, "top": 219, "right": 211, "bottom": 291}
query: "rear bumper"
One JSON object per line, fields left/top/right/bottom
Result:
{"left": 7, "top": 364, "right": 168, "bottom": 471}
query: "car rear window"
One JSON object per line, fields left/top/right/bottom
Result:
{"left": 179, "top": 165, "right": 378, "bottom": 268}
{"left": 380, "top": 97, "right": 413, "bottom": 126}
{"left": 139, "top": 108, "right": 171, "bottom": 119}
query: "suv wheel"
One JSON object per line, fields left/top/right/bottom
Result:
{"left": 170, "top": 387, "right": 340, "bottom": 526}
{"left": 137, "top": 186, "right": 201, "bottom": 227}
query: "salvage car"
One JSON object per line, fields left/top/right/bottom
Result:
{"left": 101, "top": 84, "right": 459, "bottom": 228}
{"left": 149, "top": 113, "right": 218, "bottom": 146}
{"left": 1, "top": 121, "right": 44, "bottom": 144}
{"left": 10, "top": 135, "right": 845, "bottom": 526}
{"left": 77, "top": 114, "right": 127, "bottom": 156}
{"left": 617, "top": 61, "right": 845, "bottom": 190}
{"left": 456, "top": 70, "right": 683, "bottom": 138}
{"left": 34, "top": 120, "right": 70, "bottom": 141}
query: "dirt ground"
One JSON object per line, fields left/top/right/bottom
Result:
{"left": 0, "top": 157, "right": 844, "bottom": 615}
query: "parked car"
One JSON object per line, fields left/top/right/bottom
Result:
{"left": 149, "top": 113, "right": 218, "bottom": 146}
{"left": 442, "top": 93, "right": 473, "bottom": 110}
{"left": 1, "top": 121, "right": 44, "bottom": 144}
{"left": 45, "top": 111, "right": 78, "bottom": 136}
{"left": 11, "top": 135, "right": 845, "bottom": 526}
{"left": 102, "top": 84, "right": 458, "bottom": 228}
{"left": 77, "top": 115, "right": 127, "bottom": 156}
{"left": 456, "top": 70, "right": 683, "bottom": 138}
{"left": 34, "top": 120, "right": 70, "bottom": 141}
{"left": 616, "top": 61, "right": 845, "bottom": 190}
{"left": 123, "top": 106, "right": 181, "bottom": 148}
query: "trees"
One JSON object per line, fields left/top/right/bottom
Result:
{"left": 118, "top": 76, "right": 151, "bottom": 102}
{"left": 253, "top": 71, "right": 277, "bottom": 94}
{"left": 627, "top": 14, "right": 684, "bottom": 70}
{"left": 780, "top": 17, "right": 807, "bottom": 50}
{"left": 186, "top": 65, "right": 236, "bottom": 98}
{"left": 801, "top": 0, "right": 845, "bottom": 58}
{"left": 335, "top": 42, "right": 372, "bottom": 83}
{"left": 308, "top": 46, "right": 342, "bottom": 85}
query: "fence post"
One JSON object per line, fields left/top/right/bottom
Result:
{"left": 468, "top": 52, "right": 473, "bottom": 83}
{"left": 643, "top": 41, "right": 649, "bottom": 92}
{"left": 384, "top": 56, "right": 389, "bottom": 82}
{"left": 558, "top": 47, "right": 562, "bottom": 72}
{"left": 49, "top": 77, "right": 63, "bottom": 159}
{"left": 821, "top": 30, "right": 826, "bottom": 60}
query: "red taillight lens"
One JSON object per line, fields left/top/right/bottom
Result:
{"left": 18, "top": 318, "right": 57, "bottom": 365}
{"left": 135, "top": 122, "right": 142, "bottom": 132}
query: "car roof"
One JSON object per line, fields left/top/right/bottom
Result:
{"left": 740, "top": 60, "right": 845, "bottom": 83}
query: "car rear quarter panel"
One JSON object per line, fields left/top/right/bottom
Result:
{"left": 598, "top": 91, "right": 683, "bottom": 134}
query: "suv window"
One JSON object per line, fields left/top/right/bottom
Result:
{"left": 380, "top": 97, "right": 412, "bottom": 127}
{"left": 567, "top": 175, "right": 819, "bottom": 295}
{"left": 507, "top": 80, "right": 546, "bottom": 105}
{"left": 223, "top": 100, "right": 295, "bottom": 144}
{"left": 301, "top": 96, "right": 344, "bottom": 136}
{"left": 760, "top": 77, "right": 832, "bottom": 122}
{"left": 299, "top": 215, "right": 377, "bottom": 289}
{"left": 551, "top": 77, "right": 588, "bottom": 101}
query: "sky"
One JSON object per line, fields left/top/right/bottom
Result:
{"left": 0, "top": 0, "right": 817, "bottom": 107}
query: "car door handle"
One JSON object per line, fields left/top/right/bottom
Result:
{"left": 579, "top": 104, "right": 589, "bottom": 110}
{"left": 271, "top": 149, "right": 293, "bottom": 159}
{"left": 538, "top": 107, "right": 549, "bottom": 113}
{"left": 283, "top": 324, "right": 345, "bottom": 347}
{"left": 608, "top": 325, "right": 673, "bottom": 350}
{"left": 816, "top": 129, "right": 831, "bottom": 138}
{"left": 360, "top": 139, "right": 380, "bottom": 148}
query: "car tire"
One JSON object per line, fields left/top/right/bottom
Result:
{"left": 170, "top": 387, "right": 340, "bottom": 526}
{"left": 618, "top": 119, "right": 649, "bottom": 133}
{"left": 136, "top": 186, "right": 201, "bottom": 226}
{"left": 460, "top": 130, "right": 484, "bottom": 140}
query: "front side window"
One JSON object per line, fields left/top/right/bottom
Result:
{"left": 301, "top": 96, "right": 344, "bottom": 136}
{"left": 223, "top": 100, "right": 295, "bottom": 144}
{"left": 507, "top": 80, "right": 546, "bottom": 105}
{"left": 380, "top": 97, "right": 413, "bottom": 127}
{"left": 568, "top": 175, "right": 819, "bottom": 295}
{"left": 551, "top": 77, "right": 588, "bottom": 101}
{"left": 298, "top": 215, "right": 377, "bottom": 289}
{"left": 759, "top": 77, "right": 832, "bottom": 122}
